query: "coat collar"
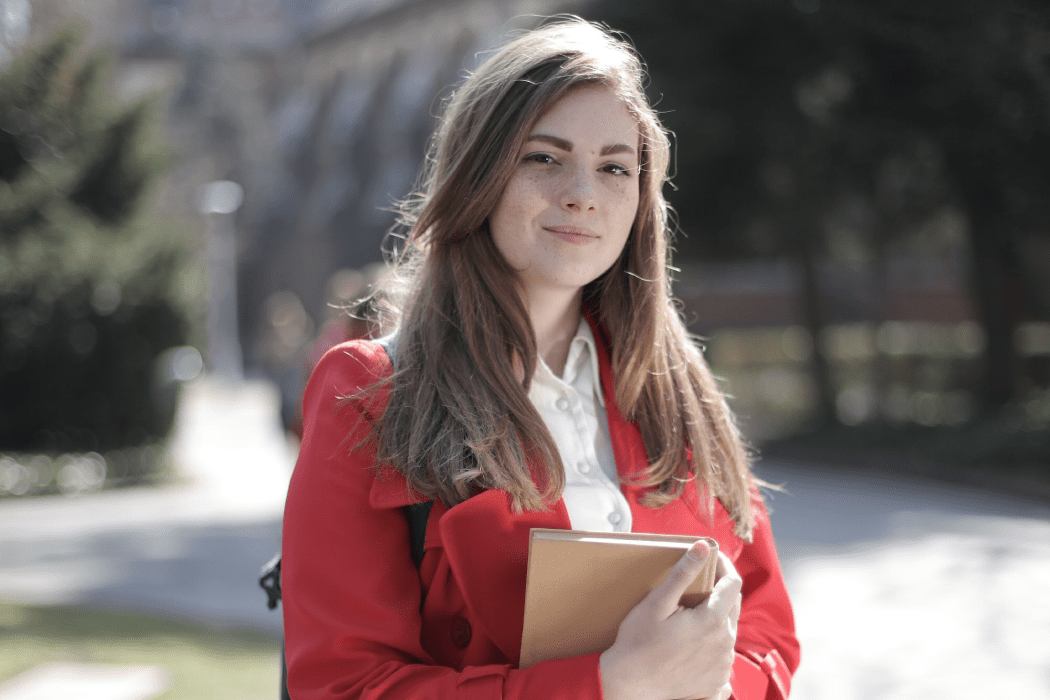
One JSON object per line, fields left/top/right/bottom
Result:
{"left": 584, "top": 309, "right": 651, "bottom": 486}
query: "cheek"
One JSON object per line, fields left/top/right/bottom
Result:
{"left": 494, "top": 177, "right": 537, "bottom": 223}
{"left": 492, "top": 176, "right": 544, "bottom": 232}
{"left": 489, "top": 216, "right": 517, "bottom": 266}
{"left": 612, "top": 185, "right": 640, "bottom": 235}
{"left": 489, "top": 196, "right": 529, "bottom": 267}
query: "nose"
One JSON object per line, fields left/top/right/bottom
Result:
{"left": 561, "top": 167, "right": 597, "bottom": 212}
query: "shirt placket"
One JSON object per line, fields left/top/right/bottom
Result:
{"left": 570, "top": 354, "right": 631, "bottom": 532}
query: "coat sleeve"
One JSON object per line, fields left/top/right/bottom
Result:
{"left": 729, "top": 490, "right": 801, "bottom": 700}
{"left": 281, "top": 341, "right": 606, "bottom": 700}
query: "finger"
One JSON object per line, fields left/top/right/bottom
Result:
{"left": 714, "top": 551, "right": 742, "bottom": 588}
{"left": 714, "top": 550, "right": 740, "bottom": 583}
{"left": 727, "top": 593, "right": 741, "bottom": 638}
{"left": 696, "top": 683, "right": 733, "bottom": 700}
{"left": 716, "top": 548, "right": 729, "bottom": 579}
{"left": 729, "top": 590, "right": 741, "bottom": 627}
{"left": 707, "top": 556, "right": 743, "bottom": 619}
{"left": 645, "top": 539, "right": 712, "bottom": 619}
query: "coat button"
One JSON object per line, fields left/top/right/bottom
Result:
{"left": 451, "top": 617, "right": 472, "bottom": 649}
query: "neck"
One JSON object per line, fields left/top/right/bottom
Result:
{"left": 526, "top": 287, "right": 583, "bottom": 378}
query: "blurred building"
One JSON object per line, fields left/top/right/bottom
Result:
{"left": 236, "top": 0, "right": 585, "bottom": 371}
{"left": 55, "top": 0, "right": 583, "bottom": 375}
{"left": 0, "top": 0, "right": 31, "bottom": 65}
{"left": 13, "top": 0, "right": 585, "bottom": 376}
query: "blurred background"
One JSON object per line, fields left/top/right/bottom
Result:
{"left": 1, "top": 0, "right": 1048, "bottom": 698}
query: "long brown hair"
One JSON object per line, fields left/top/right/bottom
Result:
{"left": 373, "top": 17, "right": 756, "bottom": 539}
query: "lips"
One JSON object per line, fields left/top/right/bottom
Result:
{"left": 543, "top": 226, "right": 598, "bottom": 244}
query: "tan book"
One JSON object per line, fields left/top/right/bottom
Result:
{"left": 519, "top": 528, "right": 719, "bottom": 669}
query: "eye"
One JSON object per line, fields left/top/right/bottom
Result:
{"left": 524, "top": 152, "right": 557, "bottom": 165}
{"left": 602, "top": 163, "right": 633, "bottom": 176}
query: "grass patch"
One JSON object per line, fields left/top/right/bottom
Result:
{"left": 0, "top": 602, "right": 280, "bottom": 699}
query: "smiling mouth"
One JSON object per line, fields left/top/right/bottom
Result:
{"left": 544, "top": 226, "right": 598, "bottom": 244}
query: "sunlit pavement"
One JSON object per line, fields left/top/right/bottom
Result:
{"left": 755, "top": 461, "right": 1050, "bottom": 700}
{"left": 1, "top": 378, "right": 1049, "bottom": 699}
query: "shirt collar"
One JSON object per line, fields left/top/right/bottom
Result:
{"left": 535, "top": 317, "right": 605, "bottom": 408}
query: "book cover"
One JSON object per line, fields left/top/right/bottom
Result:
{"left": 519, "top": 528, "right": 719, "bottom": 669}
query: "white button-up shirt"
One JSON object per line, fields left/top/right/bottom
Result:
{"left": 529, "top": 319, "right": 633, "bottom": 533}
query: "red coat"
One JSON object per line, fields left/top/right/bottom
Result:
{"left": 282, "top": 327, "right": 800, "bottom": 700}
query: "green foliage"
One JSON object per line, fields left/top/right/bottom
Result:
{"left": 596, "top": 0, "right": 1050, "bottom": 414}
{"left": 69, "top": 101, "right": 157, "bottom": 225}
{"left": 0, "top": 31, "right": 195, "bottom": 453}
{"left": 609, "top": 0, "right": 1041, "bottom": 251}
{"left": 598, "top": 0, "right": 1050, "bottom": 260}
{"left": 0, "top": 283, "right": 185, "bottom": 451}
{"left": 0, "top": 31, "right": 170, "bottom": 263}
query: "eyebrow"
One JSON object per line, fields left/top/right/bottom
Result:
{"left": 527, "top": 133, "right": 637, "bottom": 158}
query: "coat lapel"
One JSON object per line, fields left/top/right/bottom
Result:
{"left": 369, "top": 460, "right": 573, "bottom": 663}
{"left": 585, "top": 312, "right": 743, "bottom": 557}
{"left": 586, "top": 314, "right": 650, "bottom": 488}
{"left": 439, "top": 488, "right": 569, "bottom": 662}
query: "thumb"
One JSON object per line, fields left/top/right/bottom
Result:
{"left": 644, "top": 539, "right": 711, "bottom": 619}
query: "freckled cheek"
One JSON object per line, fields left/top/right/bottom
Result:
{"left": 604, "top": 180, "right": 637, "bottom": 206}
{"left": 506, "top": 177, "right": 552, "bottom": 217}
{"left": 609, "top": 193, "right": 640, "bottom": 232}
{"left": 531, "top": 180, "right": 561, "bottom": 207}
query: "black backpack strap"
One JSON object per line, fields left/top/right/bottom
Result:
{"left": 259, "top": 553, "right": 281, "bottom": 610}
{"left": 403, "top": 500, "right": 434, "bottom": 569}
{"left": 373, "top": 330, "right": 399, "bottom": 367}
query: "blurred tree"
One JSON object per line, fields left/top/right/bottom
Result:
{"left": 0, "top": 30, "right": 196, "bottom": 453}
{"left": 597, "top": 0, "right": 1050, "bottom": 418}
{"left": 841, "top": 0, "right": 1050, "bottom": 406}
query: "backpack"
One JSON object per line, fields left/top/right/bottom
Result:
{"left": 258, "top": 333, "right": 431, "bottom": 699}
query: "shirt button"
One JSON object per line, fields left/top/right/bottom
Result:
{"left": 451, "top": 617, "right": 472, "bottom": 649}
{"left": 577, "top": 462, "right": 591, "bottom": 474}
{"left": 555, "top": 397, "right": 570, "bottom": 411}
{"left": 608, "top": 511, "right": 622, "bottom": 525}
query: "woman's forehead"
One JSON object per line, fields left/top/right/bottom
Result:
{"left": 525, "top": 86, "right": 641, "bottom": 150}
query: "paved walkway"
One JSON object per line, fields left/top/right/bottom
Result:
{"left": 1, "top": 375, "right": 1048, "bottom": 698}
{"left": 0, "top": 377, "right": 292, "bottom": 634}
{"left": 753, "top": 462, "right": 1050, "bottom": 700}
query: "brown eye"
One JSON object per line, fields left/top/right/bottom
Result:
{"left": 525, "top": 153, "right": 557, "bottom": 165}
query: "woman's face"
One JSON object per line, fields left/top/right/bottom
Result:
{"left": 489, "top": 86, "right": 640, "bottom": 301}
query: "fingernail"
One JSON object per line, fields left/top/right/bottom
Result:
{"left": 687, "top": 539, "right": 710, "bottom": 560}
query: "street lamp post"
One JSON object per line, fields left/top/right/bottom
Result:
{"left": 198, "top": 180, "right": 245, "bottom": 381}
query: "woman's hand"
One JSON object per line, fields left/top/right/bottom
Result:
{"left": 599, "top": 540, "right": 742, "bottom": 700}
{"left": 699, "top": 683, "right": 733, "bottom": 700}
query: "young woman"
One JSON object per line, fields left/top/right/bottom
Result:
{"left": 282, "top": 17, "right": 799, "bottom": 700}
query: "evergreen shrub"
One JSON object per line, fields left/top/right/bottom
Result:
{"left": 0, "top": 30, "right": 198, "bottom": 471}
